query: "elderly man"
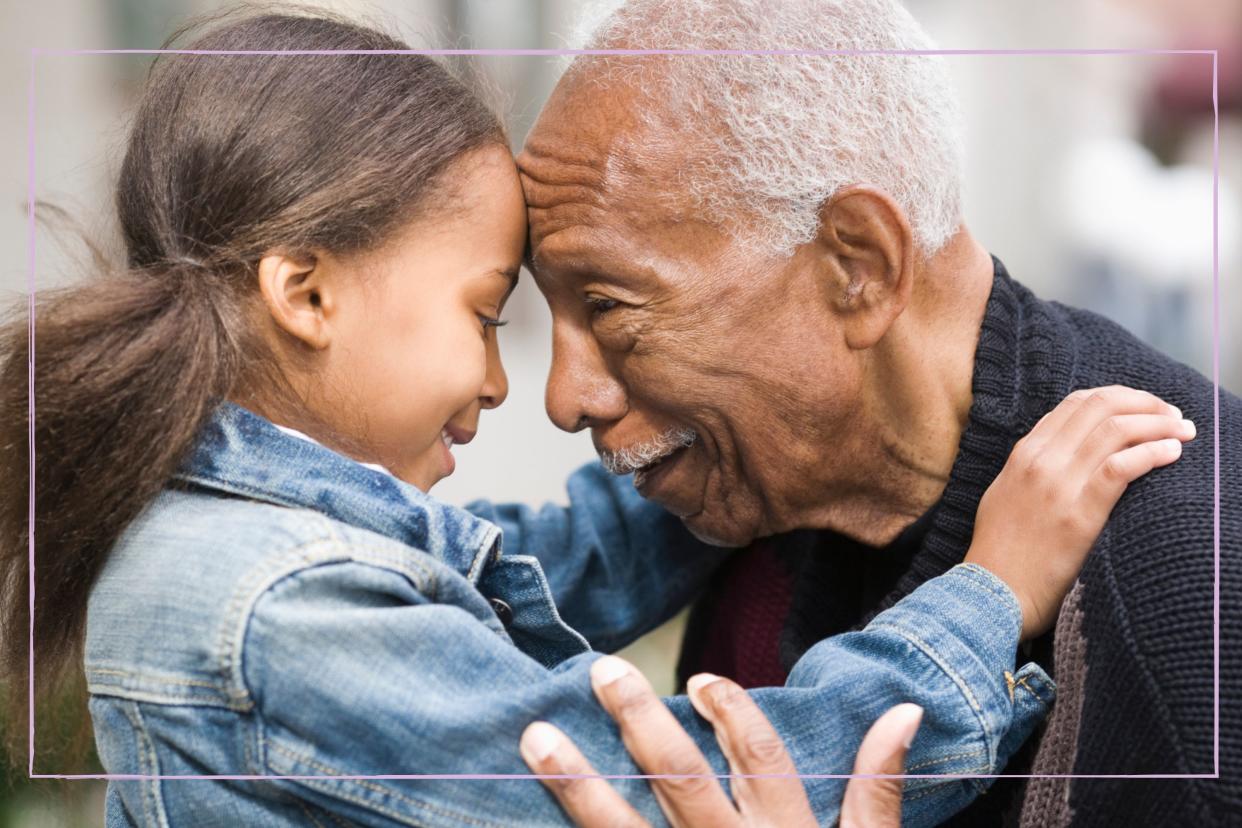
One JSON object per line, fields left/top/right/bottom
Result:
{"left": 515, "top": 0, "right": 1240, "bottom": 825}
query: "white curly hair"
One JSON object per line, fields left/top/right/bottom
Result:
{"left": 565, "top": 0, "right": 965, "bottom": 257}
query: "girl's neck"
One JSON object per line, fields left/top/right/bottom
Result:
{"left": 268, "top": 420, "right": 393, "bottom": 476}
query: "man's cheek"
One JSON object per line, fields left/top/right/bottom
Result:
{"left": 625, "top": 367, "right": 712, "bottom": 419}
{"left": 624, "top": 340, "right": 729, "bottom": 391}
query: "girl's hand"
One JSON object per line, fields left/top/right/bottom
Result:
{"left": 965, "top": 385, "right": 1195, "bottom": 640}
{"left": 520, "top": 655, "right": 920, "bottom": 827}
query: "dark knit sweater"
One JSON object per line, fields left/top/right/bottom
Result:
{"left": 678, "top": 258, "right": 1240, "bottom": 826}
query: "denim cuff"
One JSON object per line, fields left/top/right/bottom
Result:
{"left": 866, "top": 563, "right": 1056, "bottom": 773}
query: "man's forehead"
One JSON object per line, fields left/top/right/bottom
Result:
{"left": 524, "top": 63, "right": 644, "bottom": 150}
{"left": 521, "top": 68, "right": 696, "bottom": 195}
{"left": 522, "top": 87, "right": 634, "bottom": 196}
{"left": 526, "top": 147, "right": 698, "bottom": 265}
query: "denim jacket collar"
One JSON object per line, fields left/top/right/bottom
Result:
{"left": 174, "top": 402, "right": 501, "bottom": 584}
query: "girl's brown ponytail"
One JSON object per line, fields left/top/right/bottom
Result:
{"left": 0, "top": 263, "right": 245, "bottom": 749}
{"left": 1, "top": 8, "right": 506, "bottom": 769}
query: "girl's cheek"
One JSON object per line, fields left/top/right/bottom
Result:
{"left": 425, "top": 335, "right": 488, "bottom": 413}
{"left": 459, "top": 349, "right": 491, "bottom": 400}
{"left": 456, "top": 327, "right": 492, "bottom": 379}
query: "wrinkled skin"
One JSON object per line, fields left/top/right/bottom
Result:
{"left": 518, "top": 69, "right": 994, "bottom": 547}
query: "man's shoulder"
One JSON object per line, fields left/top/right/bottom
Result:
{"left": 1060, "top": 296, "right": 1239, "bottom": 570}
{"left": 1054, "top": 299, "right": 1230, "bottom": 407}
{"left": 1054, "top": 301, "right": 1238, "bottom": 787}
{"left": 1051, "top": 298, "right": 1240, "bottom": 518}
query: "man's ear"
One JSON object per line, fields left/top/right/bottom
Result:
{"left": 256, "top": 251, "right": 332, "bottom": 350}
{"left": 813, "top": 186, "right": 915, "bottom": 350}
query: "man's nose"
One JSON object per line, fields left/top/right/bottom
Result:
{"left": 545, "top": 323, "right": 627, "bottom": 433}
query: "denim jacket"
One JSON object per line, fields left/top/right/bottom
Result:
{"left": 86, "top": 403, "right": 1054, "bottom": 827}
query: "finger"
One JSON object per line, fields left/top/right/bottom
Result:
{"left": 1048, "top": 386, "right": 1181, "bottom": 456}
{"left": 685, "top": 673, "right": 813, "bottom": 824}
{"left": 1019, "top": 388, "right": 1094, "bottom": 451}
{"left": 1083, "top": 437, "right": 1184, "bottom": 513}
{"left": 839, "top": 704, "right": 923, "bottom": 828}
{"left": 1021, "top": 386, "right": 1177, "bottom": 458}
{"left": 520, "top": 721, "right": 650, "bottom": 828}
{"left": 590, "top": 656, "right": 737, "bottom": 827}
{"left": 1076, "top": 414, "right": 1195, "bottom": 475}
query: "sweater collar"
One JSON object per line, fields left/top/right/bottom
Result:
{"left": 961, "top": 256, "right": 1079, "bottom": 432}
{"left": 883, "top": 256, "right": 1079, "bottom": 609}
{"left": 174, "top": 402, "right": 501, "bottom": 584}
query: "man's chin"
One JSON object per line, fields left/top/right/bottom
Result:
{"left": 682, "top": 517, "right": 748, "bottom": 548}
{"left": 631, "top": 444, "right": 700, "bottom": 514}
{"left": 679, "top": 509, "right": 756, "bottom": 549}
{"left": 632, "top": 452, "right": 758, "bottom": 546}
{"left": 675, "top": 489, "right": 760, "bottom": 546}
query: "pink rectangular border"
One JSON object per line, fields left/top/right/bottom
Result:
{"left": 26, "top": 45, "right": 1222, "bottom": 784}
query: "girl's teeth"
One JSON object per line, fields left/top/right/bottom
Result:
{"left": 441, "top": 430, "right": 453, "bottom": 448}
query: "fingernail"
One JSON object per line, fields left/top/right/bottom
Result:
{"left": 686, "top": 673, "right": 723, "bottom": 697}
{"left": 1182, "top": 419, "right": 1196, "bottom": 438}
{"left": 521, "top": 722, "right": 561, "bottom": 763}
{"left": 1164, "top": 438, "right": 1183, "bottom": 454}
{"left": 896, "top": 704, "right": 924, "bottom": 750}
{"left": 591, "top": 655, "right": 631, "bottom": 687}
{"left": 685, "top": 673, "right": 722, "bottom": 719}
{"left": 1169, "top": 404, "right": 1183, "bottom": 419}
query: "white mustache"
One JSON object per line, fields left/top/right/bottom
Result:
{"left": 599, "top": 427, "right": 698, "bottom": 476}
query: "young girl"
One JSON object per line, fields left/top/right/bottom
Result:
{"left": 0, "top": 12, "right": 1192, "bottom": 828}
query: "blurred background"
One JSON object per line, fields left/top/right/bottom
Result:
{"left": 1, "top": 0, "right": 1238, "bottom": 823}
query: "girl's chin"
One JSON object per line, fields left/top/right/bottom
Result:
{"left": 399, "top": 469, "right": 439, "bottom": 494}
{"left": 403, "top": 440, "right": 456, "bottom": 492}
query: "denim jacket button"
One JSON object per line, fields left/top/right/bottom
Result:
{"left": 489, "top": 597, "right": 513, "bottom": 627}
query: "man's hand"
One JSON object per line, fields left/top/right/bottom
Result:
{"left": 519, "top": 655, "right": 922, "bottom": 827}
{"left": 839, "top": 703, "right": 923, "bottom": 828}
{"left": 965, "top": 385, "right": 1194, "bottom": 639}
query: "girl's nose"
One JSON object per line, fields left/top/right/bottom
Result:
{"left": 480, "top": 335, "right": 508, "bottom": 410}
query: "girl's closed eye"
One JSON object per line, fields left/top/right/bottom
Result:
{"left": 480, "top": 314, "right": 508, "bottom": 331}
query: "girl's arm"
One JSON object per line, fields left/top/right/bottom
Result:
{"left": 199, "top": 386, "right": 1184, "bottom": 828}
{"left": 466, "top": 463, "right": 728, "bottom": 654}
{"left": 235, "top": 551, "right": 1033, "bottom": 828}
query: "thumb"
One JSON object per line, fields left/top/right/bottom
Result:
{"left": 839, "top": 703, "right": 923, "bottom": 828}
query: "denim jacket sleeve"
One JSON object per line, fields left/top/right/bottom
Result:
{"left": 466, "top": 462, "right": 730, "bottom": 653}
{"left": 243, "top": 551, "right": 1053, "bottom": 828}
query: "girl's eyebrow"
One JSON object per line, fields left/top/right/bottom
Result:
{"left": 479, "top": 267, "right": 519, "bottom": 286}
{"left": 493, "top": 267, "right": 520, "bottom": 302}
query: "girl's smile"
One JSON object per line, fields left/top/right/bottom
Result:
{"left": 438, "top": 422, "right": 479, "bottom": 479}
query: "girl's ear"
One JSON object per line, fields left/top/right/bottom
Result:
{"left": 257, "top": 251, "right": 332, "bottom": 350}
